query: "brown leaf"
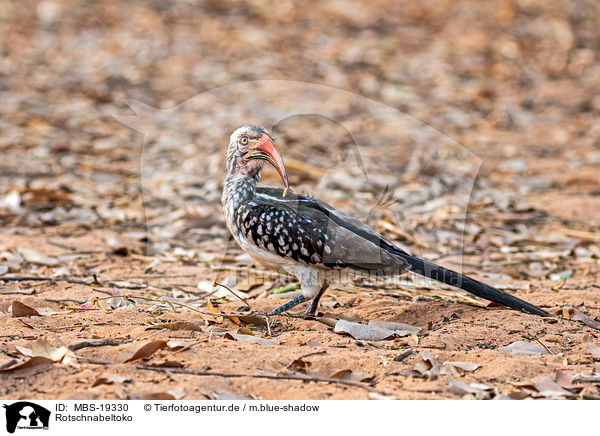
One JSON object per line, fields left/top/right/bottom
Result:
{"left": 206, "top": 300, "right": 219, "bottom": 314}
{"left": 555, "top": 371, "right": 581, "bottom": 390}
{"left": 535, "top": 376, "right": 574, "bottom": 398}
{"left": 11, "top": 301, "right": 40, "bottom": 317}
{"left": 92, "top": 375, "right": 132, "bottom": 387}
{"left": 315, "top": 316, "right": 337, "bottom": 328}
{"left": 236, "top": 327, "right": 254, "bottom": 336}
{"left": 287, "top": 358, "right": 312, "bottom": 374}
{"left": 572, "top": 313, "right": 600, "bottom": 330}
{"left": 0, "top": 356, "right": 54, "bottom": 373}
{"left": 116, "top": 340, "right": 167, "bottom": 363}
{"left": 329, "top": 369, "right": 374, "bottom": 383}
{"left": 237, "top": 314, "right": 267, "bottom": 327}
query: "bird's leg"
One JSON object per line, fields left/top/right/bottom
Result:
{"left": 299, "top": 281, "right": 329, "bottom": 319}
{"left": 260, "top": 295, "right": 306, "bottom": 316}
{"left": 261, "top": 268, "right": 326, "bottom": 318}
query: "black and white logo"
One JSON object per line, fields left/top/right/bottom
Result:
{"left": 3, "top": 402, "right": 50, "bottom": 433}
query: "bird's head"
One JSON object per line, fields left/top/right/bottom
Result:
{"left": 226, "top": 125, "right": 289, "bottom": 189}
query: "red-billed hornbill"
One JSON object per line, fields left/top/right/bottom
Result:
{"left": 222, "top": 125, "right": 548, "bottom": 318}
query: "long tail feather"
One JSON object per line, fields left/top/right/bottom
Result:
{"left": 396, "top": 253, "right": 549, "bottom": 317}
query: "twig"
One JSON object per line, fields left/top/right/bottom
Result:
{"left": 556, "top": 228, "right": 600, "bottom": 241}
{"left": 136, "top": 365, "right": 377, "bottom": 392}
{"left": 394, "top": 349, "right": 413, "bottom": 362}
{"left": 296, "top": 350, "right": 327, "bottom": 361}
{"left": 123, "top": 294, "right": 219, "bottom": 318}
{"left": 212, "top": 281, "right": 255, "bottom": 311}
{"left": 68, "top": 338, "right": 122, "bottom": 351}
{"left": 44, "top": 297, "right": 87, "bottom": 305}
{"left": 172, "top": 340, "right": 202, "bottom": 355}
{"left": 552, "top": 278, "right": 568, "bottom": 291}
{"left": 530, "top": 334, "right": 554, "bottom": 355}
{"left": 1, "top": 276, "right": 92, "bottom": 286}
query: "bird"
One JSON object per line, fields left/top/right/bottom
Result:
{"left": 221, "top": 125, "right": 549, "bottom": 318}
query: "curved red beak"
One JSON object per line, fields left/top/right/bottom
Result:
{"left": 250, "top": 134, "right": 289, "bottom": 190}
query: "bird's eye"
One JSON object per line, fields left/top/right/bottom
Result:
{"left": 239, "top": 136, "right": 249, "bottom": 145}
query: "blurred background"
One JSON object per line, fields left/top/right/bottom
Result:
{"left": 1, "top": 0, "right": 600, "bottom": 401}
{"left": 1, "top": 0, "right": 599, "bottom": 256}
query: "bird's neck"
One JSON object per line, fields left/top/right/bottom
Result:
{"left": 222, "top": 171, "right": 260, "bottom": 214}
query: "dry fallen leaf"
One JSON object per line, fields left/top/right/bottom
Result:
{"left": 31, "top": 338, "right": 70, "bottom": 361}
{"left": 367, "top": 320, "right": 421, "bottom": 335}
{"left": 329, "top": 369, "right": 374, "bottom": 383}
{"left": 572, "top": 313, "right": 600, "bottom": 330}
{"left": 554, "top": 370, "right": 591, "bottom": 391}
{"left": 236, "top": 327, "right": 254, "bottom": 336}
{"left": 17, "top": 248, "right": 59, "bottom": 266}
{"left": 92, "top": 375, "right": 132, "bottom": 387}
{"left": 212, "top": 390, "right": 254, "bottom": 400}
{"left": 168, "top": 387, "right": 187, "bottom": 400}
{"left": 446, "top": 379, "right": 485, "bottom": 396}
{"left": 0, "top": 356, "right": 54, "bottom": 373}
{"left": 500, "top": 341, "right": 548, "bottom": 356}
{"left": 333, "top": 319, "right": 395, "bottom": 341}
{"left": 115, "top": 340, "right": 167, "bottom": 363}
{"left": 440, "top": 361, "right": 480, "bottom": 376}
{"left": 10, "top": 301, "right": 40, "bottom": 317}
{"left": 316, "top": 316, "right": 338, "bottom": 328}
{"left": 166, "top": 340, "right": 196, "bottom": 350}
{"left": 535, "top": 376, "right": 574, "bottom": 398}
{"left": 414, "top": 351, "right": 440, "bottom": 377}
{"left": 287, "top": 358, "right": 312, "bottom": 374}
{"left": 16, "top": 338, "right": 71, "bottom": 363}
{"left": 237, "top": 314, "right": 267, "bottom": 327}
{"left": 224, "top": 332, "right": 279, "bottom": 346}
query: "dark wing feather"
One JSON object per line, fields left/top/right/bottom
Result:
{"left": 255, "top": 187, "right": 548, "bottom": 317}
{"left": 248, "top": 187, "right": 407, "bottom": 272}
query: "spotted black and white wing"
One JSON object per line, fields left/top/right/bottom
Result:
{"left": 234, "top": 187, "right": 409, "bottom": 273}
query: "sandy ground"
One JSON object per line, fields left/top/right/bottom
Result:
{"left": 1, "top": 0, "right": 599, "bottom": 400}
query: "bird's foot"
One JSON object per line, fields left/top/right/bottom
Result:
{"left": 259, "top": 295, "right": 307, "bottom": 317}
{"left": 284, "top": 310, "right": 318, "bottom": 320}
